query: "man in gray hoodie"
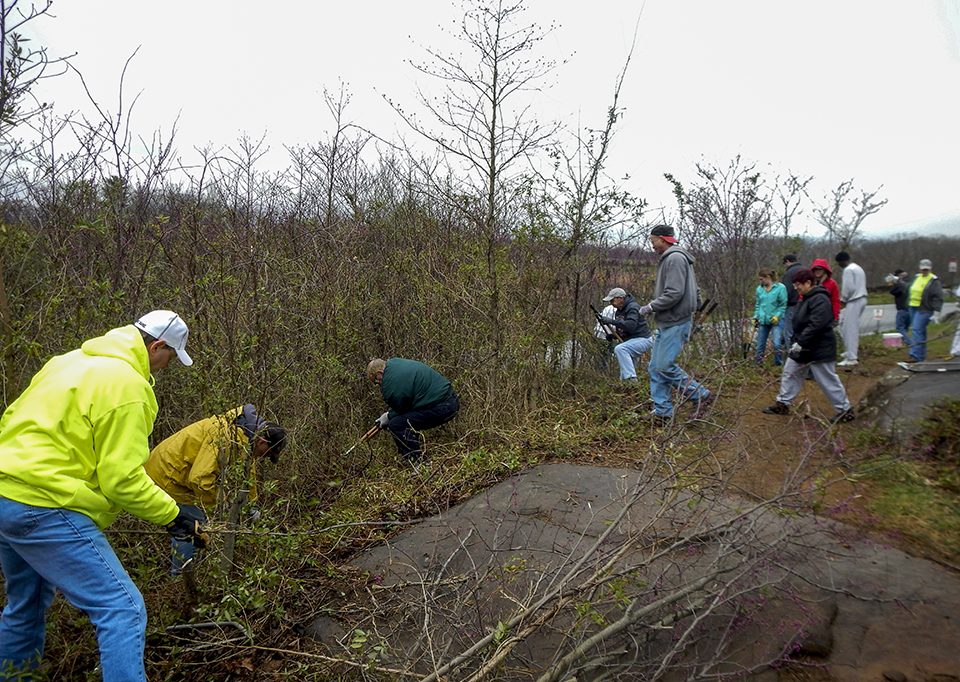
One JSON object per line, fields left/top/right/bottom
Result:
{"left": 641, "top": 225, "right": 713, "bottom": 421}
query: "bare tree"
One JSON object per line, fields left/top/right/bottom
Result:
{"left": 386, "top": 0, "right": 560, "bottom": 404}
{"left": 814, "top": 179, "right": 888, "bottom": 251}
{"left": 541, "top": 26, "right": 646, "bottom": 381}
{"left": 771, "top": 171, "right": 812, "bottom": 238}
{"left": 0, "top": 0, "right": 70, "bottom": 396}
{"left": 665, "top": 156, "right": 778, "bottom": 348}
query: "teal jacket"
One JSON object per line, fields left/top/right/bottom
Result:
{"left": 754, "top": 282, "right": 787, "bottom": 325}
{"left": 381, "top": 359, "right": 453, "bottom": 418}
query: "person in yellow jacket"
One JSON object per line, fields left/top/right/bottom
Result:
{"left": 0, "top": 310, "right": 198, "bottom": 682}
{"left": 145, "top": 404, "right": 286, "bottom": 574}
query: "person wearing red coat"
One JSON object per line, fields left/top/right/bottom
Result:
{"left": 810, "top": 258, "right": 840, "bottom": 321}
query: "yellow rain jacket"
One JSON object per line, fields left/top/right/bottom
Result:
{"left": 0, "top": 325, "right": 179, "bottom": 530}
{"left": 145, "top": 406, "right": 258, "bottom": 510}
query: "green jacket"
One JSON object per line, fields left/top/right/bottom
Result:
{"left": 0, "top": 325, "right": 178, "bottom": 529}
{"left": 381, "top": 359, "right": 453, "bottom": 418}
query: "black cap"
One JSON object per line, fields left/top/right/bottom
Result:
{"left": 893, "top": 268, "right": 906, "bottom": 276}
{"left": 782, "top": 253, "right": 797, "bottom": 264}
{"left": 650, "top": 224, "right": 677, "bottom": 243}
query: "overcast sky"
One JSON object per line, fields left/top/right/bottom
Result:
{"left": 24, "top": 0, "right": 960, "bottom": 239}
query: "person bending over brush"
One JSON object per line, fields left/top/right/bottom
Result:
{"left": 366, "top": 358, "right": 460, "bottom": 465}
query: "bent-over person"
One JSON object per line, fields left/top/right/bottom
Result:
{"left": 366, "top": 358, "right": 460, "bottom": 464}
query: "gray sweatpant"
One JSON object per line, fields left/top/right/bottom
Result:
{"left": 838, "top": 296, "right": 867, "bottom": 362}
{"left": 776, "top": 358, "right": 852, "bottom": 415}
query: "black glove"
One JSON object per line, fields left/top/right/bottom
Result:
{"left": 753, "top": 318, "right": 760, "bottom": 328}
{"left": 599, "top": 316, "right": 618, "bottom": 326}
{"left": 166, "top": 511, "right": 210, "bottom": 549}
{"left": 606, "top": 334, "right": 616, "bottom": 342}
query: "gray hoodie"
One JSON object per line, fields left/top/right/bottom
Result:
{"left": 649, "top": 245, "right": 700, "bottom": 329}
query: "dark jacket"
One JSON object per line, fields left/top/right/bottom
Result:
{"left": 790, "top": 285, "right": 837, "bottom": 364}
{"left": 888, "top": 278, "right": 909, "bottom": 311}
{"left": 782, "top": 262, "right": 803, "bottom": 307}
{"left": 381, "top": 358, "right": 454, "bottom": 418}
{"left": 608, "top": 294, "right": 651, "bottom": 341}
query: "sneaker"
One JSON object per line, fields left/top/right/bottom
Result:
{"left": 831, "top": 409, "right": 855, "bottom": 424}
{"left": 836, "top": 359, "right": 858, "bottom": 367}
{"left": 903, "top": 357, "right": 919, "bottom": 363}
{"left": 762, "top": 402, "right": 790, "bottom": 416}
{"left": 689, "top": 394, "right": 716, "bottom": 419}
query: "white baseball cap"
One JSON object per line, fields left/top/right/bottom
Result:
{"left": 133, "top": 310, "right": 193, "bottom": 366}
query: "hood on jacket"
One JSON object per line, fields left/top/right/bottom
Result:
{"left": 81, "top": 325, "right": 152, "bottom": 382}
{"left": 811, "top": 258, "right": 833, "bottom": 277}
{"left": 659, "top": 244, "right": 696, "bottom": 265}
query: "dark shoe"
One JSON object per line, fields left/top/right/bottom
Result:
{"left": 690, "top": 394, "right": 715, "bottom": 419}
{"left": 762, "top": 402, "right": 790, "bottom": 416}
{"left": 831, "top": 409, "right": 855, "bottom": 424}
{"left": 903, "top": 358, "right": 919, "bottom": 363}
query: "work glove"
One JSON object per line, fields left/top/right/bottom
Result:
{"left": 771, "top": 315, "right": 779, "bottom": 326}
{"left": 932, "top": 312, "right": 941, "bottom": 324}
{"left": 606, "top": 334, "right": 616, "bottom": 342}
{"left": 166, "top": 511, "right": 210, "bottom": 549}
{"left": 884, "top": 274, "right": 897, "bottom": 284}
{"left": 639, "top": 304, "right": 653, "bottom": 316}
{"left": 599, "top": 316, "right": 618, "bottom": 326}
{"left": 376, "top": 411, "right": 390, "bottom": 430}
{"left": 788, "top": 343, "right": 803, "bottom": 361}
{"left": 753, "top": 318, "right": 759, "bottom": 328}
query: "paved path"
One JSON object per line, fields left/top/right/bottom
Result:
{"left": 856, "top": 302, "right": 957, "bottom": 335}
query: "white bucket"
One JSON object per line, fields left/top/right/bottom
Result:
{"left": 882, "top": 332, "right": 902, "bottom": 348}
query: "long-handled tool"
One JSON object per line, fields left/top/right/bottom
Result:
{"left": 590, "top": 303, "right": 623, "bottom": 343}
{"left": 742, "top": 319, "right": 757, "bottom": 359}
{"left": 692, "top": 300, "right": 718, "bottom": 335}
{"left": 343, "top": 424, "right": 379, "bottom": 457}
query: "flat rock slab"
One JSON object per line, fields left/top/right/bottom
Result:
{"left": 867, "top": 361, "right": 960, "bottom": 436}
{"left": 329, "top": 463, "right": 960, "bottom": 680}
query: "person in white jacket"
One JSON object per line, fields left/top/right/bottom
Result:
{"left": 835, "top": 251, "right": 867, "bottom": 367}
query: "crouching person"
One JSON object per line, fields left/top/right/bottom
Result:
{"left": 145, "top": 404, "right": 286, "bottom": 575}
{"left": 366, "top": 358, "right": 460, "bottom": 464}
{"left": 763, "top": 269, "right": 855, "bottom": 424}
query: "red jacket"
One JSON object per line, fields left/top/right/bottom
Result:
{"left": 811, "top": 258, "right": 841, "bottom": 320}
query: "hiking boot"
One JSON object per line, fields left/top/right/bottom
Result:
{"left": 831, "top": 409, "right": 855, "bottom": 424}
{"left": 689, "top": 394, "right": 715, "bottom": 419}
{"left": 762, "top": 402, "right": 790, "bottom": 416}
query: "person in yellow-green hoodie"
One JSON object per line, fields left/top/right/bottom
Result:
{"left": 145, "top": 405, "right": 286, "bottom": 575}
{"left": 0, "top": 311, "right": 200, "bottom": 682}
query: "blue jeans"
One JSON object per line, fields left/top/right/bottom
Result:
{"left": 648, "top": 321, "right": 709, "bottom": 417}
{"left": 909, "top": 308, "right": 933, "bottom": 361}
{"left": 755, "top": 320, "right": 784, "bottom": 366}
{"left": 613, "top": 335, "right": 654, "bottom": 381}
{"left": 0, "top": 496, "right": 147, "bottom": 682}
{"left": 171, "top": 504, "right": 207, "bottom": 577}
{"left": 782, "top": 306, "right": 797, "bottom": 348}
{"left": 895, "top": 308, "right": 911, "bottom": 344}
{"left": 387, "top": 393, "right": 460, "bottom": 463}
